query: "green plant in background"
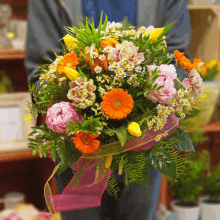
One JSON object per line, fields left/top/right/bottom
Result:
{"left": 0, "top": 70, "right": 13, "bottom": 93}
{"left": 191, "top": 58, "right": 220, "bottom": 82}
{"left": 188, "top": 130, "right": 209, "bottom": 149}
{"left": 167, "top": 150, "right": 209, "bottom": 205}
{"left": 205, "top": 163, "right": 220, "bottom": 203}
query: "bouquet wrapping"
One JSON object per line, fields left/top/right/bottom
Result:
{"left": 27, "top": 12, "right": 203, "bottom": 213}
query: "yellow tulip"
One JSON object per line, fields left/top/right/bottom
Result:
{"left": 64, "top": 67, "right": 79, "bottom": 81}
{"left": 127, "top": 122, "right": 142, "bottom": 137}
{"left": 149, "top": 27, "right": 165, "bottom": 41}
{"left": 206, "top": 59, "right": 217, "bottom": 70}
{"left": 63, "top": 34, "right": 78, "bottom": 50}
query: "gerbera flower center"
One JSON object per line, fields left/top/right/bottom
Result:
{"left": 83, "top": 135, "right": 90, "bottom": 144}
{"left": 113, "top": 100, "right": 121, "bottom": 108}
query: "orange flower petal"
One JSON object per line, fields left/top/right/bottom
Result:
{"left": 57, "top": 53, "right": 79, "bottom": 75}
{"left": 101, "top": 88, "right": 134, "bottom": 120}
{"left": 73, "top": 132, "right": 100, "bottom": 154}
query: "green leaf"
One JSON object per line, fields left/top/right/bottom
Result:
{"left": 136, "top": 165, "right": 148, "bottom": 187}
{"left": 169, "top": 128, "right": 195, "bottom": 152}
{"left": 78, "top": 68, "right": 87, "bottom": 78}
{"left": 114, "top": 125, "right": 128, "bottom": 147}
{"left": 101, "top": 14, "right": 108, "bottom": 32}
{"left": 85, "top": 17, "right": 92, "bottom": 35}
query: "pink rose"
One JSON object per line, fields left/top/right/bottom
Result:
{"left": 182, "top": 69, "right": 203, "bottom": 98}
{"left": 46, "top": 102, "right": 83, "bottom": 134}
{"left": 146, "top": 76, "right": 176, "bottom": 104}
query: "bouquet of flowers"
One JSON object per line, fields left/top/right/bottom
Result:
{"left": 27, "top": 12, "right": 203, "bottom": 212}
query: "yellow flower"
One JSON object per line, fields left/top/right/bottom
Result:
{"left": 7, "top": 32, "right": 15, "bottom": 39}
{"left": 63, "top": 34, "right": 78, "bottom": 50}
{"left": 127, "top": 122, "right": 142, "bottom": 137}
{"left": 25, "top": 116, "right": 33, "bottom": 121}
{"left": 64, "top": 67, "right": 79, "bottom": 81}
{"left": 149, "top": 27, "right": 165, "bottom": 41}
{"left": 206, "top": 59, "right": 217, "bottom": 70}
{"left": 199, "top": 94, "right": 207, "bottom": 100}
{"left": 105, "top": 155, "right": 113, "bottom": 169}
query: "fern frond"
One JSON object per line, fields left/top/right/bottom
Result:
{"left": 106, "top": 174, "right": 120, "bottom": 199}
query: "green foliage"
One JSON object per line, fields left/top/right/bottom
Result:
{"left": 149, "top": 141, "right": 187, "bottom": 179}
{"left": 188, "top": 130, "right": 209, "bottom": 147}
{"left": 28, "top": 123, "right": 82, "bottom": 174}
{"left": 114, "top": 125, "right": 128, "bottom": 147}
{"left": 66, "top": 115, "right": 101, "bottom": 135}
{"left": 106, "top": 174, "right": 120, "bottom": 199}
{"left": 121, "top": 17, "right": 133, "bottom": 30}
{"left": 168, "top": 128, "right": 195, "bottom": 152}
{"left": 205, "top": 163, "right": 220, "bottom": 202}
{"left": 202, "top": 65, "right": 219, "bottom": 81}
{"left": 167, "top": 150, "right": 209, "bottom": 203}
{"left": 65, "top": 11, "right": 108, "bottom": 50}
{"left": 121, "top": 151, "right": 149, "bottom": 186}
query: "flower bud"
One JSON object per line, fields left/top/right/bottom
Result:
{"left": 149, "top": 27, "right": 165, "bottom": 41}
{"left": 64, "top": 67, "right": 79, "bottom": 81}
{"left": 63, "top": 34, "right": 78, "bottom": 50}
{"left": 127, "top": 122, "right": 142, "bottom": 137}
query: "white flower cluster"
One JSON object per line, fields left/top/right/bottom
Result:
{"left": 39, "top": 56, "right": 64, "bottom": 88}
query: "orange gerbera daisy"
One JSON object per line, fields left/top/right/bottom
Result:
{"left": 101, "top": 88, "right": 134, "bottom": 120}
{"left": 57, "top": 53, "right": 79, "bottom": 75}
{"left": 174, "top": 50, "right": 193, "bottom": 72}
{"left": 73, "top": 132, "right": 100, "bottom": 154}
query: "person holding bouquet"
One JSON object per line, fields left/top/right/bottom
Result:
{"left": 25, "top": 0, "right": 191, "bottom": 220}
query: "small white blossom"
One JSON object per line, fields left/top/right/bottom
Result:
{"left": 155, "top": 134, "right": 163, "bottom": 142}
{"left": 99, "top": 54, "right": 106, "bottom": 60}
{"left": 90, "top": 51, "right": 98, "bottom": 59}
{"left": 103, "top": 46, "right": 113, "bottom": 53}
{"left": 94, "top": 66, "right": 102, "bottom": 73}
{"left": 135, "top": 66, "right": 142, "bottom": 73}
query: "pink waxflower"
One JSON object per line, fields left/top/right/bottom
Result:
{"left": 146, "top": 76, "right": 176, "bottom": 104}
{"left": 46, "top": 102, "right": 83, "bottom": 134}
{"left": 182, "top": 69, "right": 203, "bottom": 98}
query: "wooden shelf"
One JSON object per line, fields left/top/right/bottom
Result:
{"left": 188, "top": 4, "right": 220, "bottom": 10}
{"left": 0, "top": 51, "right": 25, "bottom": 60}
{"left": 200, "top": 120, "right": 220, "bottom": 132}
{"left": 0, "top": 149, "right": 38, "bottom": 162}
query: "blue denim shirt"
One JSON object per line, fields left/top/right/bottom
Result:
{"left": 82, "top": 0, "right": 137, "bottom": 26}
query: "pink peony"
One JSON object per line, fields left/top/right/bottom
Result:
{"left": 182, "top": 69, "right": 203, "bottom": 98}
{"left": 146, "top": 75, "right": 176, "bottom": 104}
{"left": 46, "top": 102, "right": 83, "bottom": 134}
{"left": 108, "top": 41, "right": 145, "bottom": 65}
{"left": 147, "top": 64, "right": 177, "bottom": 79}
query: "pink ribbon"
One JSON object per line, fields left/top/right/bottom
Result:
{"left": 49, "top": 114, "right": 179, "bottom": 212}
